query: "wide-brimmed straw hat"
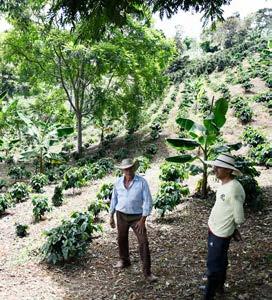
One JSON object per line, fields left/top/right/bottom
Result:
{"left": 205, "top": 153, "right": 242, "bottom": 176}
{"left": 116, "top": 158, "right": 139, "bottom": 170}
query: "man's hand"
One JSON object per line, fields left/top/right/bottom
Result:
{"left": 232, "top": 228, "right": 243, "bottom": 242}
{"left": 110, "top": 215, "right": 115, "bottom": 228}
{"left": 135, "top": 217, "right": 146, "bottom": 234}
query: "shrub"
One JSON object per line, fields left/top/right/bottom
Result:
{"left": 52, "top": 185, "right": 64, "bottom": 207}
{"left": 241, "top": 80, "right": 254, "bottom": 92}
{"left": 137, "top": 156, "right": 151, "bottom": 174}
{"left": 145, "top": 144, "right": 158, "bottom": 156}
{"left": 249, "top": 143, "right": 272, "bottom": 167}
{"left": 86, "top": 163, "right": 107, "bottom": 180}
{"left": 254, "top": 91, "right": 272, "bottom": 103}
{"left": 30, "top": 174, "right": 49, "bottom": 193}
{"left": 62, "top": 167, "right": 87, "bottom": 192}
{"left": 88, "top": 199, "right": 109, "bottom": 218}
{"left": 159, "top": 162, "right": 189, "bottom": 182}
{"left": 41, "top": 211, "right": 102, "bottom": 264}
{"left": 15, "top": 223, "right": 29, "bottom": 238}
{"left": 32, "top": 195, "right": 51, "bottom": 221}
{"left": 96, "top": 183, "right": 114, "bottom": 203}
{"left": 10, "top": 182, "right": 30, "bottom": 203}
{"left": 0, "top": 193, "right": 11, "bottom": 215}
{"left": 8, "top": 165, "right": 31, "bottom": 180}
{"left": 154, "top": 182, "right": 189, "bottom": 218}
{"left": 234, "top": 104, "right": 253, "bottom": 124}
{"left": 235, "top": 156, "right": 263, "bottom": 211}
{"left": 96, "top": 158, "right": 115, "bottom": 174}
{"left": 242, "top": 126, "right": 266, "bottom": 147}
{"left": 0, "top": 178, "right": 8, "bottom": 191}
{"left": 114, "top": 148, "right": 129, "bottom": 160}
{"left": 61, "top": 142, "right": 74, "bottom": 152}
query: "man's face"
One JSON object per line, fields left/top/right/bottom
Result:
{"left": 123, "top": 166, "right": 135, "bottom": 177}
{"left": 213, "top": 166, "right": 232, "bottom": 180}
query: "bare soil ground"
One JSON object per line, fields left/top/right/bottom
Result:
{"left": 0, "top": 78, "right": 271, "bottom": 300}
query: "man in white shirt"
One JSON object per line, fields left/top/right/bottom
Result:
{"left": 109, "top": 158, "right": 157, "bottom": 282}
{"left": 203, "top": 153, "right": 245, "bottom": 300}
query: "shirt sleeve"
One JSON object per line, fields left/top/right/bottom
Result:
{"left": 110, "top": 184, "right": 118, "bottom": 215}
{"left": 142, "top": 179, "right": 153, "bottom": 216}
{"left": 232, "top": 188, "right": 245, "bottom": 226}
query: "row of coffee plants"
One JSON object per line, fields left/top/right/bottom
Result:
{"left": 242, "top": 126, "right": 272, "bottom": 167}
{"left": 231, "top": 96, "right": 253, "bottom": 124}
{"left": 149, "top": 85, "right": 180, "bottom": 140}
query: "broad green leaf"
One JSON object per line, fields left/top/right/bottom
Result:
{"left": 57, "top": 127, "right": 74, "bottom": 137}
{"left": 166, "top": 154, "right": 196, "bottom": 163}
{"left": 213, "top": 98, "right": 228, "bottom": 128}
{"left": 166, "top": 138, "right": 200, "bottom": 150}
{"left": 189, "top": 164, "right": 203, "bottom": 175}
{"left": 176, "top": 118, "right": 205, "bottom": 134}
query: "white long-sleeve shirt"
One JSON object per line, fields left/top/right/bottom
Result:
{"left": 110, "top": 175, "right": 153, "bottom": 216}
{"left": 208, "top": 179, "right": 245, "bottom": 238}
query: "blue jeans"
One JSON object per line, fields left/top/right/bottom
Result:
{"left": 204, "top": 231, "right": 231, "bottom": 300}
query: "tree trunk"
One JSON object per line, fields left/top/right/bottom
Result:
{"left": 202, "top": 163, "right": 208, "bottom": 199}
{"left": 77, "top": 112, "right": 83, "bottom": 156}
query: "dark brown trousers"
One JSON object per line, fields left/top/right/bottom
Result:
{"left": 116, "top": 211, "right": 151, "bottom": 276}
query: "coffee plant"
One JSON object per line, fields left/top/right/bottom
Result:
{"left": 30, "top": 174, "right": 49, "bottom": 193}
{"left": 96, "top": 183, "right": 114, "bottom": 203}
{"left": 32, "top": 195, "right": 51, "bottom": 221}
{"left": 8, "top": 165, "right": 31, "bottom": 180}
{"left": 88, "top": 199, "right": 109, "bottom": 218}
{"left": 52, "top": 185, "right": 64, "bottom": 207}
{"left": 15, "top": 223, "right": 29, "bottom": 237}
{"left": 10, "top": 182, "right": 30, "bottom": 203}
{"left": 154, "top": 182, "right": 189, "bottom": 218}
{"left": 42, "top": 211, "right": 102, "bottom": 264}
{"left": 242, "top": 126, "right": 266, "bottom": 147}
{"left": 159, "top": 162, "right": 189, "bottom": 182}
{"left": 0, "top": 193, "right": 11, "bottom": 215}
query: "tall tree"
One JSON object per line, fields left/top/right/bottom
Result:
{"left": 2, "top": 18, "right": 175, "bottom": 155}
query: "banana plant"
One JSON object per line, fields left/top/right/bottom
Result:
{"left": 18, "top": 114, "right": 74, "bottom": 173}
{"left": 166, "top": 98, "right": 228, "bottom": 198}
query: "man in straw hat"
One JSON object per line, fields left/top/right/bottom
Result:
{"left": 203, "top": 153, "right": 245, "bottom": 299}
{"left": 109, "top": 158, "right": 157, "bottom": 282}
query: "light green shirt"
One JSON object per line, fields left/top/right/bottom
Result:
{"left": 208, "top": 179, "right": 245, "bottom": 238}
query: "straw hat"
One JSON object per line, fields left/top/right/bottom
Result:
{"left": 116, "top": 158, "right": 139, "bottom": 170}
{"left": 205, "top": 153, "right": 242, "bottom": 176}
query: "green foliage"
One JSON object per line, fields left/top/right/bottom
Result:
{"left": 234, "top": 160, "right": 263, "bottom": 211}
{"left": 249, "top": 143, "right": 272, "bottom": 167}
{"left": 233, "top": 99, "right": 253, "bottom": 124}
{"left": 10, "top": 182, "right": 30, "bottom": 203}
{"left": 88, "top": 200, "right": 109, "bottom": 218}
{"left": 32, "top": 195, "right": 51, "bottom": 222}
{"left": 114, "top": 148, "right": 129, "bottom": 161}
{"left": 0, "top": 193, "right": 11, "bottom": 215}
{"left": 0, "top": 178, "right": 8, "bottom": 191}
{"left": 62, "top": 167, "right": 88, "bottom": 191}
{"left": 166, "top": 98, "right": 229, "bottom": 198}
{"left": 96, "top": 183, "right": 114, "bottom": 202}
{"left": 61, "top": 142, "right": 75, "bottom": 153}
{"left": 15, "top": 223, "right": 29, "bottom": 238}
{"left": 137, "top": 156, "right": 151, "bottom": 174}
{"left": 242, "top": 126, "right": 266, "bottom": 147}
{"left": 52, "top": 185, "right": 64, "bottom": 207}
{"left": 154, "top": 182, "right": 189, "bottom": 218}
{"left": 241, "top": 80, "right": 254, "bottom": 92}
{"left": 159, "top": 162, "right": 188, "bottom": 182}
{"left": 42, "top": 211, "right": 102, "bottom": 264}
{"left": 30, "top": 174, "right": 49, "bottom": 193}
{"left": 8, "top": 165, "right": 31, "bottom": 180}
{"left": 145, "top": 144, "right": 158, "bottom": 156}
